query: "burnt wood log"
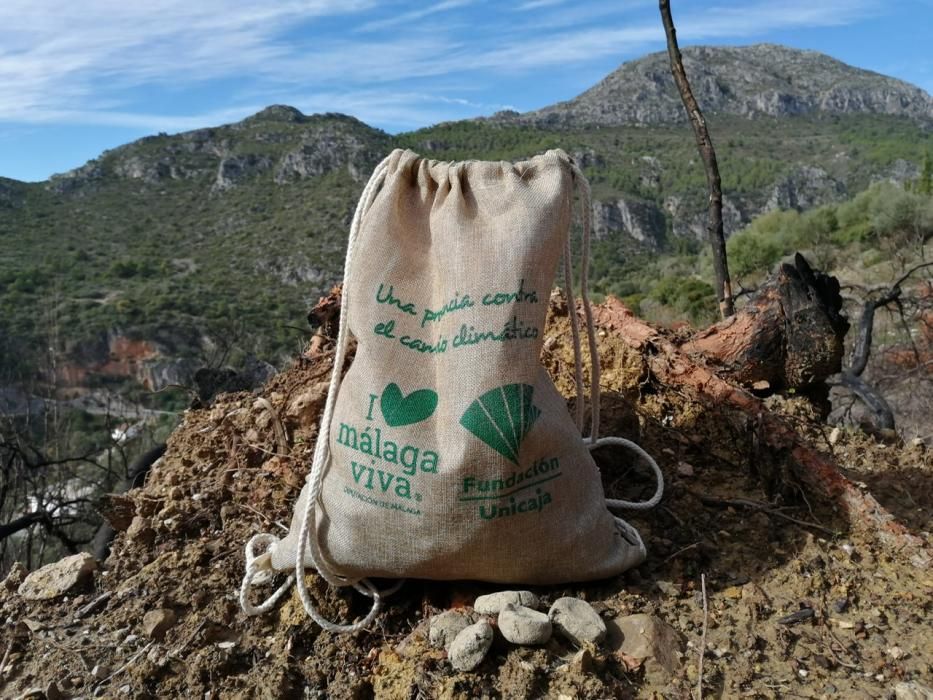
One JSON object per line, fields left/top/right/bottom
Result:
{"left": 593, "top": 297, "right": 929, "bottom": 568}
{"left": 683, "top": 254, "right": 849, "bottom": 393}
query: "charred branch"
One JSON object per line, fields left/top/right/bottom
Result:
{"left": 659, "top": 0, "right": 734, "bottom": 318}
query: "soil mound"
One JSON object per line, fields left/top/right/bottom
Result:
{"left": 2, "top": 297, "right": 930, "bottom": 698}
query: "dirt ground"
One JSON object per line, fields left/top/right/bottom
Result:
{"left": 1, "top": 298, "right": 930, "bottom": 699}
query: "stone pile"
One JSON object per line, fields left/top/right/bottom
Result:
{"left": 429, "top": 590, "right": 608, "bottom": 671}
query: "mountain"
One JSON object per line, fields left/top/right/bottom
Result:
{"left": 1, "top": 44, "right": 931, "bottom": 402}
{"left": 490, "top": 44, "right": 933, "bottom": 127}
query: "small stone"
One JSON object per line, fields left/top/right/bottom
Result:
{"left": 894, "top": 681, "right": 933, "bottom": 700}
{"left": 17, "top": 553, "right": 97, "bottom": 600}
{"left": 655, "top": 580, "right": 678, "bottom": 597}
{"left": 428, "top": 610, "right": 476, "bottom": 650}
{"left": 567, "top": 649, "right": 595, "bottom": 674}
{"left": 887, "top": 646, "right": 908, "bottom": 660}
{"left": 832, "top": 598, "right": 849, "bottom": 613}
{"left": 2, "top": 561, "right": 27, "bottom": 592}
{"left": 142, "top": 608, "right": 177, "bottom": 640}
{"left": 829, "top": 427, "right": 842, "bottom": 444}
{"left": 723, "top": 585, "right": 743, "bottom": 600}
{"left": 607, "top": 614, "right": 685, "bottom": 684}
{"left": 286, "top": 384, "right": 327, "bottom": 422}
{"left": 474, "top": 590, "right": 539, "bottom": 614}
{"left": 126, "top": 516, "right": 155, "bottom": 545}
{"left": 548, "top": 597, "right": 606, "bottom": 646}
{"left": 676, "top": 461, "right": 694, "bottom": 477}
{"left": 92, "top": 664, "right": 110, "bottom": 680}
{"left": 498, "top": 604, "right": 552, "bottom": 645}
{"left": 22, "top": 618, "right": 44, "bottom": 632}
{"left": 448, "top": 620, "right": 493, "bottom": 671}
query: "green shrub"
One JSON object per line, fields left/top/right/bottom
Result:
{"left": 648, "top": 276, "right": 716, "bottom": 324}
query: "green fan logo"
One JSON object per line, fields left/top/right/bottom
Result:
{"left": 460, "top": 383, "right": 540, "bottom": 464}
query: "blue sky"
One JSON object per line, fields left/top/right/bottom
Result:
{"left": 1, "top": 0, "right": 932, "bottom": 182}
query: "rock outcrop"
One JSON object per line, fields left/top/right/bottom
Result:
{"left": 492, "top": 44, "right": 933, "bottom": 128}
{"left": 592, "top": 197, "right": 667, "bottom": 249}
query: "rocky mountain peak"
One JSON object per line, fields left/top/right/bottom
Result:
{"left": 493, "top": 43, "right": 933, "bottom": 127}
{"left": 242, "top": 104, "right": 308, "bottom": 124}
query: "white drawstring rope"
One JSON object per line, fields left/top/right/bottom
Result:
{"left": 240, "top": 153, "right": 400, "bottom": 632}
{"left": 566, "top": 159, "right": 664, "bottom": 514}
{"left": 563, "top": 235, "right": 585, "bottom": 433}
{"left": 239, "top": 533, "right": 295, "bottom": 616}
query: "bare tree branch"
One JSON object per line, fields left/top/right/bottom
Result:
{"left": 659, "top": 0, "right": 734, "bottom": 318}
{"left": 840, "top": 259, "right": 933, "bottom": 431}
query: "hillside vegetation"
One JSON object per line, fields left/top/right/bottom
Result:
{"left": 0, "top": 45, "right": 930, "bottom": 402}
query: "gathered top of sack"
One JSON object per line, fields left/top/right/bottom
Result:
{"left": 239, "top": 148, "right": 664, "bottom": 632}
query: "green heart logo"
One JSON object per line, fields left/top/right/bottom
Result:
{"left": 380, "top": 383, "right": 438, "bottom": 427}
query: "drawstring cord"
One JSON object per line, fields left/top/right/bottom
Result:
{"left": 241, "top": 154, "right": 399, "bottom": 631}
{"left": 566, "top": 161, "right": 664, "bottom": 514}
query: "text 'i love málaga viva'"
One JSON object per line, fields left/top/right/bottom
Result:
{"left": 336, "top": 386, "right": 441, "bottom": 515}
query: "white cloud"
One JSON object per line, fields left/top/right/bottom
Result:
{"left": 515, "top": 0, "right": 568, "bottom": 10}
{"left": 462, "top": 0, "right": 881, "bottom": 73}
{"left": 0, "top": 0, "right": 885, "bottom": 133}
{"left": 357, "top": 0, "right": 477, "bottom": 32}
{"left": 0, "top": 0, "right": 378, "bottom": 119}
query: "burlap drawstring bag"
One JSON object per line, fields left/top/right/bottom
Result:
{"left": 239, "top": 148, "right": 663, "bottom": 632}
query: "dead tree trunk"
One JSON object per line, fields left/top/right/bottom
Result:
{"left": 659, "top": 0, "right": 734, "bottom": 318}
{"left": 683, "top": 254, "right": 849, "bottom": 393}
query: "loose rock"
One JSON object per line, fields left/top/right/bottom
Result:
{"left": 607, "top": 613, "right": 684, "bottom": 684}
{"left": 498, "top": 604, "right": 552, "bottom": 645}
{"left": 428, "top": 609, "right": 476, "bottom": 650}
{"left": 126, "top": 516, "right": 155, "bottom": 545}
{"left": 17, "top": 553, "right": 97, "bottom": 601}
{"left": 565, "top": 648, "right": 596, "bottom": 674}
{"left": 474, "top": 590, "right": 539, "bottom": 614}
{"left": 143, "top": 608, "right": 177, "bottom": 641}
{"left": 548, "top": 597, "right": 606, "bottom": 646}
{"left": 448, "top": 620, "right": 494, "bottom": 671}
{"left": 895, "top": 681, "right": 933, "bottom": 700}
{"left": 2, "top": 561, "right": 27, "bottom": 592}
